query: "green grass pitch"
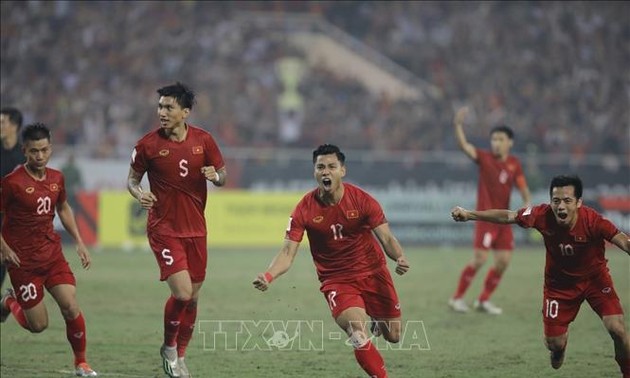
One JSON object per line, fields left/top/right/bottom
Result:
{"left": 1, "top": 246, "right": 628, "bottom": 377}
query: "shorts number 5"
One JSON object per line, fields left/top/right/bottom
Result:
{"left": 161, "top": 248, "right": 174, "bottom": 266}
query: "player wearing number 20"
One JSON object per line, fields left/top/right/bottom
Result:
{"left": 0, "top": 123, "right": 98, "bottom": 376}
{"left": 127, "top": 82, "right": 226, "bottom": 378}
{"left": 451, "top": 175, "right": 630, "bottom": 376}
{"left": 253, "top": 144, "right": 410, "bottom": 378}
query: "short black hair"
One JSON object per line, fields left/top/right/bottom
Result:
{"left": 313, "top": 144, "right": 346, "bottom": 165}
{"left": 22, "top": 122, "right": 51, "bottom": 143}
{"left": 490, "top": 125, "right": 514, "bottom": 140}
{"left": 157, "top": 82, "right": 196, "bottom": 110}
{"left": 1, "top": 107, "right": 23, "bottom": 129}
{"left": 550, "top": 175, "right": 583, "bottom": 199}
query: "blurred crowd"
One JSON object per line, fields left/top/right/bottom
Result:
{"left": 1, "top": 1, "right": 627, "bottom": 158}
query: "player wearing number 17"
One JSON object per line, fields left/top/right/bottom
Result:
{"left": 0, "top": 123, "right": 98, "bottom": 376}
{"left": 451, "top": 175, "right": 630, "bottom": 377}
{"left": 253, "top": 144, "right": 410, "bottom": 378}
{"left": 127, "top": 82, "right": 226, "bottom": 378}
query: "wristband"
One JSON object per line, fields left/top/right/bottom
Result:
{"left": 214, "top": 172, "right": 220, "bottom": 182}
{"left": 264, "top": 272, "right": 274, "bottom": 284}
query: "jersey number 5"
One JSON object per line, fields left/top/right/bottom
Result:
{"left": 179, "top": 159, "right": 189, "bottom": 177}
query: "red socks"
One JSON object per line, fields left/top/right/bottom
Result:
{"left": 453, "top": 265, "right": 477, "bottom": 299}
{"left": 5, "top": 296, "right": 29, "bottom": 330}
{"left": 354, "top": 340, "right": 387, "bottom": 378}
{"left": 479, "top": 268, "right": 503, "bottom": 302}
{"left": 164, "top": 296, "right": 191, "bottom": 347}
{"left": 65, "top": 313, "right": 87, "bottom": 365}
{"left": 177, "top": 301, "right": 198, "bottom": 357}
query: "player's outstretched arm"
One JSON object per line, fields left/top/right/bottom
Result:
{"left": 57, "top": 200, "right": 91, "bottom": 269}
{"left": 253, "top": 239, "right": 300, "bottom": 291}
{"left": 453, "top": 106, "right": 477, "bottom": 161}
{"left": 127, "top": 167, "right": 157, "bottom": 210}
{"left": 0, "top": 234, "right": 21, "bottom": 267}
{"left": 451, "top": 206, "right": 517, "bottom": 224}
{"left": 610, "top": 232, "right": 630, "bottom": 255}
{"left": 373, "top": 223, "right": 409, "bottom": 275}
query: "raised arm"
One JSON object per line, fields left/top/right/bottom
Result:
{"left": 610, "top": 232, "right": 630, "bottom": 255}
{"left": 57, "top": 200, "right": 91, "bottom": 269}
{"left": 253, "top": 239, "right": 300, "bottom": 291}
{"left": 373, "top": 223, "right": 409, "bottom": 275}
{"left": 453, "top": 106, "right": 477, "bottom": 161}
{"left": 127, "top": 167, "right": 157, "bottom": 210}
{"left": 451, "top": 206, "right": 518, "bottom": 224}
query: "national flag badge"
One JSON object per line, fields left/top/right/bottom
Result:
{"left": 159, "top": 149, "right": 170, "bottom": 157}
{"left": 50, "top": 183, "right": 59, "bottom": 192}
{"left": 313, "top": 215, "right": 324, "bottom": 223}
{"left": 192, "top": 146, "right": 203, "bottom": 155}
{"left": 574, "top": 235, "right": 587, "bottom": 243}
{"left": 25, "top": 186, "right": 35, "bottom": 194}
{"left": 346, "top": 210, "right": 359, "bottom": 219}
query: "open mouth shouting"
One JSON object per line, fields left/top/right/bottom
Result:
{"left": 322, "top": 177, "right": 333, "bottom": 190}
{"left": 557, "top": 212, "right": 568, "bottom": 220}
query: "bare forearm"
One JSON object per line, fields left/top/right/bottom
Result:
{"left": 468, "top": 209, "right": 516, "bottom": 224}
{"left": 127, "top": 176, "right": 144, "bottom": 200}
{"left": 267, "top": 245, "right": 296, "bottom": 278}
{"left": 213, "top": 169, "right": 227, "bottom": 187}
{"left": 382, "top": 235, "right": 404, "bottom": 262}
{"left": 59, "top": 206, "right": 83, "bottom": 244}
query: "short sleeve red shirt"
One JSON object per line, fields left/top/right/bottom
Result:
{"left": 515, "top": 204, "right": 620, "bottom": 283}
{"left": 1, "top": 166, "right": 66, "bottom": 268}
{"left": 476, "top": 148, "right": 526, "bottom": 210}
{"left": 286, "top": 183, "right": 388, "bottom": 284}
{"left": 130, "top": 125, "right": 224, "bottom": 237}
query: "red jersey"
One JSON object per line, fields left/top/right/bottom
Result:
{"left": 475, "top": 148, "right": 526, "bottom": 210}
{"left": 0, "top": 166, "right": 66, "bottom": 268}
{"left": 131, "top": 125, "right": 225, "bottom": 237}
{"left": 515, "top": 204, "right": 620, "bottom": 283}
{"left": 286, "top": 183, "right": 388, "bottom": 284}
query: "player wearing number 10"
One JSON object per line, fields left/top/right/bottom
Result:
{"left": 127, "top": 82, "right": 226, "bottom": 378}
{"left": 451, "top": 175, "right": 630, "bottom": 376}
{"left": 0, "top": 123, "right": 98, "bottom": 376}
{"left": 253, "top": 144, "right": 410, "bottom": 378}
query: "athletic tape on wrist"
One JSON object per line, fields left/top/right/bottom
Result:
{"left": 264, "top": 272, "right": 274, "bottom": 284}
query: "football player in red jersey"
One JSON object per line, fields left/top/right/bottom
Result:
{"left": 451, "top": 175, "right": 630, "bottom": 376}
{"left": 0, "top": 123, "right": 98, "bottom": 377}
{"left": 127, "top": 82, "right": 226, "bottom": 378}
{"left": 449, "top": 106, "right": 532, "bottom": 315}
{"left": 253, "top": 144, "right": 410, "bottom": 378}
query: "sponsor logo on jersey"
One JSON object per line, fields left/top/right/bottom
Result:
{"left": 574, "top": 235, "right": 587, "bottom": 242}
{"left": 170, "top": 321, "right": 181, "bottom": 326}
{"left": 602, "top": 287, "right": 612, "bottom": 294}
{"left": 313, "top": 215, "right": 324, "bottom": 223}
{"left": 25, "top": 186, "right": 35, "bottom": 194}
{"left": 50, "top": 183, "right": 59, "bottom": 192}
{"left": 159, "top": 149, "right": 170, "bottom": 157}
{"left": 346, "top": 210, "right": 359, "bottom": 219}
{"left": 192, "top": 146, "right": 203, "bottom": 155}
{"left": 395, "top": 303, "right": 401, "bottom": 310}
{"left": 73, "top": 332, "right": 84, "bottom": 338}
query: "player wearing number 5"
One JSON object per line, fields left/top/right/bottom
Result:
{"left": 451, "top": 175, "right": 630, "bottom": 376}
{"left": 253, "top": 144, "right": 410, "bottom": 378}
{"left": 0, "top": 123, "right": 98, "bottom": 376}
{"left": 127, "top": 82, "right": 226, "bottom": 378}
